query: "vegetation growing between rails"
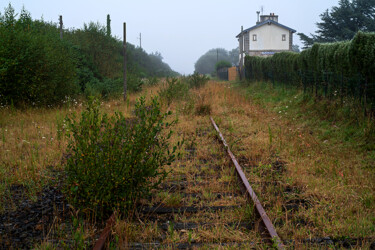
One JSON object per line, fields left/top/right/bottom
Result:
{"left": 64, "top": 96, "right": 181, "bottom": 217}
{"left": 0, "top": 4, "right": 178, "bottom": 107}
{"left": 1, "top": 81, "right": 374, "bottom": 248}
{"left": 244, "top": 32, "right": 375, "bottom": 115}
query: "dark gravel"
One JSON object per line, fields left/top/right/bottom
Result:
{"left": 0, "top": 184, "right": 68, "bottom": 249}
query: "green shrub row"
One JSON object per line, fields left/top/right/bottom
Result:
{"left": 245, "top": 32, "right": 375, "bottom": 108}
{"left": 0, "top": 5, "right": 178, "bottom": 107}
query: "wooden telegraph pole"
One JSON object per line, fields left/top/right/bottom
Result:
{"left": 123, "top": 22, "right": 127, "bottom": 101}
{"left": 239, "top": 26, "right": 244, "bottom": 80}
{"left": 59, "top": 15, "right": 63, "bottom": 39}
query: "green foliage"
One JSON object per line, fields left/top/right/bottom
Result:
{"left": 186, "top": 73, "right": 210, "bottom": 89}
{"left": 158, "top": 78, "right": 189, "bottom": 106}
{"left": 298, "top": 0, "right": 375, "bottom": 48}
{"left": 0, "top": 4, "right": 178, "bottom": 107}
{"left": 64, "top": 97, "right": 179, "bottom": 217}
{"left": 245, "top": 32, "right": 375, "bottom": 113}
{"left": 195, "top": 48, "right": 234, "bottom": 74}
{"left": 84, "top": 78, "right": 123, "bottom": 99}
{"left": 215, "top": 60, "right": 232, "bottom": 71}
{"left": 145, "top": 76, "right": 160, "bottom": 86}
{"left": 0, "top": 4, "right": 80, "bottom": 107}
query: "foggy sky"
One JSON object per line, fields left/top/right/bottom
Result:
{"left": 2, "top": 0, "right": 339, "bottom": 74}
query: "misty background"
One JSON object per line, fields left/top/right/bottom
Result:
{"left": 2, "top": 0, "right": 339, "bottom": 74}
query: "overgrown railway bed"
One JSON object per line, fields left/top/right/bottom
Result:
{"left": 1, "top": 81, "right": 374, "bottom": 249}
{"left": 94, "top": 116, "right": 374, "bottom": 249}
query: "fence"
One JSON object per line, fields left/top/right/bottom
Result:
{"left": 217, "top": 68, "right": 229, "bottom": 81}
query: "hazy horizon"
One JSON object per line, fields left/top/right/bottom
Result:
{"left": 2, "top": 0, "right": 339, "bottom": 74}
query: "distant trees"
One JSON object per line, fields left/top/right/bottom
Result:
{"left": 298, "top": 0, "right": 375, "bottom": 48}
{"left": 194, "top": 47, "right": 239, "bottom": 75}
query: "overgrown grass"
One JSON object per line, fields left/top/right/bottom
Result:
{"left": 2, "top": 79, "right": 374, "bottom": 248}
{"left": 240, "top": 81, "right": 375, "bottom": 151}
{"left": 225, "top": 80, "right": 375, "bottom": 240}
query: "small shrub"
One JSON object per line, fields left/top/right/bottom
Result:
{"left": 187, "top": 73, "right": 210, "bottom": 89}
{"left": 215, "top": 60, "right": 231, "bottom": 71}
{"left": 195, "top": 94, "right": 211, "bottom": 116}
{"left": 195, "top": 103, "right": 212, "bottom": 116}
{"left": 64, "top": 96, "right": 179, "bottom": 217}
{"left": 158, "top": 77, "right": 189, "bottom": 106}
{"left": 127, "top": 74, "right": 143, "bottom": 92}
{"left": 84, "top": 78, "right": 123, "bottom": 99}
{"left": 146, "top": 76, "right": 159, "bottom": 86}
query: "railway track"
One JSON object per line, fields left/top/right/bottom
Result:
{"left": 93, "top": 117, "right": 281, "bottom": 249}
{"left": 93, "top": 116, "right": 374, "bottom": 249}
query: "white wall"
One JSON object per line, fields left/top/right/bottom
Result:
{"left": 249, "top": 24, "right": 290, "bottom": 51}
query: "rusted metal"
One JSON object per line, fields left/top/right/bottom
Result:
{"left": 210, "top": 117, "right": 285, "bottom": 249}
{"left": 93, "top": 213, "right": 116, "bottom": 250}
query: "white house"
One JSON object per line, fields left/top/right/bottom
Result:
{"left": 236, "top": 13, "right": 296, "bottom": 66}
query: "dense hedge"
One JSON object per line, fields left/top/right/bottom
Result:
{"left": 0, "top": 5, "right": 178, "bottom": 107}
{"left": 245, "top": 32, "right": 375, "bottom": 111}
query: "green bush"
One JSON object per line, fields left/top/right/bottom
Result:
{"left": 64, "top": 96, "right": 179, "bottom": 217}
{"left": 187, "top": 73, "right": 210, "bottom": 89}
{"left": 215, "top": 60, "right": 231, "bottom": 71}
{"left": 158, "top": 77, "right": 189, "bottom": 106}
{"left": 0, "top": 5, "right": 80, "bottom": 107}
{"left": 127, "top": 74, "right": 143, "bottom": 93}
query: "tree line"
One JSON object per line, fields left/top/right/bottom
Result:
{"left": 298, "top": 0, "right": 375, "bottom": 48}
{"left": 0, "top": 4, "right": 178, "bottom": 107}
{"left": 194, "top": 48, "right": 239, "bottom": 75}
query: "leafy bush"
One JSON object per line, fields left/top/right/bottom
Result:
{"left": 215, "top": 60, "right": 232, "bottom": 71}
{"left": 84, "top": 78, "right": 123, "bottom": 99}
{"left": 187, "top": 73, "right": 210, "bottom": 89}
{"left": 64, "top": 97, "right": 179, "bottom": 217}
{"left": 145, "top": 76, "right": 160, "bottom": 86}
{"left": 127, "top": 74, "right": 143, "bottom": 93}
{"left": 159, "top": 77, "right": 189, "bottom": 105}
{"left": 0, "top": 5, "right": 80, "bottom": 107}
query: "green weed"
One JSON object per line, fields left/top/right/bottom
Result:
{"left": 64, "top": 96, "right": 180, "bottom": 217}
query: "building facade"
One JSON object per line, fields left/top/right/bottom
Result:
{"left": 236, "top": 13, "right": 296, "bottom": 66}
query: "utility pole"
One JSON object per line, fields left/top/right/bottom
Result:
{"left": 123, "top": 22, "right": 127, "bottom": 101}
{"left": 217, "top": 49, "right": 219, "bottom": 63}
{"left": 239, "top": 26, "right": 244, "bottom": 80}
{"left": 59, "top": 15, "right": 63, "bottom": 40}
{"left": 138, "top": 33, "right": 142, "bottom": 48}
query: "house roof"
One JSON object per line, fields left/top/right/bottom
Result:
{"left": 236, "top": 19, "right": 296, "bottom": 38}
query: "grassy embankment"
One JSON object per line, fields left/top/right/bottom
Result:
{"left": 229, "top": 80, "right": 375, "bottom": 242}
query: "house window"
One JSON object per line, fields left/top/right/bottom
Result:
{"left": 253, "top": 34, "right": 257, "bottom": 41}
{"left": 282, "top": 34, "right": 286, "bottom": 41}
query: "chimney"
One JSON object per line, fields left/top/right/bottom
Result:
{"left": 260, "top": 13, "right": 278, "bottom": 23}
{"left": 256, "top": 11, "right": 260, "bottom": 24}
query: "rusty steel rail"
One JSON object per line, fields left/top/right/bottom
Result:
{"left": 210, "top": 117, "right": 285, "bottom": 249}
{"left": 93, "top": 213, "right": 116, "bottom": 250}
